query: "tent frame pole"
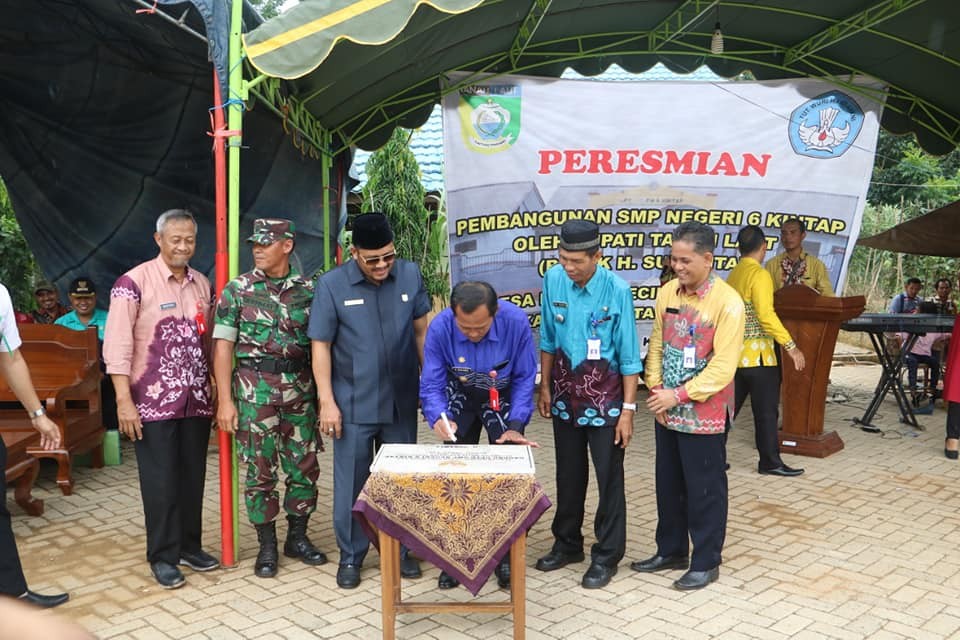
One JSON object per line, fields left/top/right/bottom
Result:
{"left": 224, "top": 0, "right": 245, "bottom": 561}
{"left": 211, "top": 69, "right": 235, "bottom": 568}
{"left": 322, "top": 129, "right": 333, "bottom": 271}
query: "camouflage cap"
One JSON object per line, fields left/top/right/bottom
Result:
{"left": 247, "top": 218, "right": 296, "bottom": 245}
{"left": 34, "top": 280, "right": 57, "bottom": 294}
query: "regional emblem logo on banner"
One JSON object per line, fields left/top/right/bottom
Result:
{"left": 788, "top": 90, "right": 864, "bottom": 158}
{"left": 458, "top": 84, "right": 521, "bottom": 153}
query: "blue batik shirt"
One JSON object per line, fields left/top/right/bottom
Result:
{"left": 540, "top": 264, "right": 642, "bottom": 428}
{"left": 420, "top": 300, "right": 537, "bottom": 439}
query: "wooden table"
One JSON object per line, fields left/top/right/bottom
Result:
{"left": 352, "top": 444, "right": 551, "bottom": 640}
{"left": 378, "top": 528, "right": 527, "bottom": 640}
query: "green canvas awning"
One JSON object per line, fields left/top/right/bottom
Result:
{"left": 244, "top": 0, "right": 484, "bottom": 79}
{"left": 858, "top": 200, "right": 960, "bottom": 258}
{"left": 244, "top": 0, "right": 960, "bottom": 154}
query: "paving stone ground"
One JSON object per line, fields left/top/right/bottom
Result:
{"left": 10, "top": 359, "right": 960, "bottom": 639}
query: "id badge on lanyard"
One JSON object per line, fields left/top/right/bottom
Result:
{"left": 587, "top": 309, "right": 609, "bottom": 361}
{"left": 587, "top": 337, "right": 601, "bottom": 360}
{"left": 682, "top": 326, "right": 696, "bottom": 369}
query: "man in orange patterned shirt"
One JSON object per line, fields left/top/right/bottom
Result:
{"left": 631, "top": 221, "right": 744, "bottom": 591}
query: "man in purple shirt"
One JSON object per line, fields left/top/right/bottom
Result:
{"left": 103, "top": 209, "right": 219, "bottom": 589}
{"left": 420, "top": 281, "right": 538, "bottom": 590}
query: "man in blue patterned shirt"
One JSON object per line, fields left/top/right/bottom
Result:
{"left": 420, "top": 280, "right": 538, "bottom": 590}
{"left": 535, "top": 219, "right": 642, "bottom": 590}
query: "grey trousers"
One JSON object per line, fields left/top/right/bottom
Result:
{"left": 332, "top": 414, "right": 417, "bottom": 566}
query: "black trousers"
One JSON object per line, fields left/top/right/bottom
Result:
{"left": 905, "top": 353, "right": 940, "bottom": 391}
{"left": 133, "top": 417, "right": 211, "bottom": 564}
{"left": 0, "top": 437, "right": 27, "bottom": 596}
{"left": 654, "top": 422, "right": 727, "bottom": 572}
{"left": 947, "top": 402, "right": 960, "bottom": 439}
{"left": 445, "top": 415, "right": 495, "bottom": 445}
{"left": 101, "top": 375, "right": 119, "bottom": 430}
{"left": 549, "top": 418, "right": 625, "bottom": 567}
{"left": 734, "top": 366, "right": 784, "bottom": 471}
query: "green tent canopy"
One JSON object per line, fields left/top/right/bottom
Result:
{"left": 243, "top": 0, "right": 960, "bottom": 154}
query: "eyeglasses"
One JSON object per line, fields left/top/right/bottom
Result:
{"left": 358, "top": 251, "right": 396, "bottom": 266}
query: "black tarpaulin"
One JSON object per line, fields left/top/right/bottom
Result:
{"left": 0, "top": 0, "right": 344, "bottom": 297}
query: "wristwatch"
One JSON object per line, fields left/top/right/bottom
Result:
{"left": 28, "top": 407, "right": 45, "bottom": 419}
{"left": 621, "top": 402, "right": 637, "bottom": 411}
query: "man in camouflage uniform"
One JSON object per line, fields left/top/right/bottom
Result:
{"left": 212, "top": 218, "right": 326, "bottom": 578}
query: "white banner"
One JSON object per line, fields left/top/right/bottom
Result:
{"left": 442, "top": 72, "right": 883, "bottom": 353}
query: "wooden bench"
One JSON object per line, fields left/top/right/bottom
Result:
{"left": 3, "top": 430, "right": 43, "bottom": 515}
{"left": 0, "top": 324, "right": 104, "bottom": 495}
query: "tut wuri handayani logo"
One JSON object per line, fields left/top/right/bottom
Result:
{"left": 788, "top": 90, "right": 864, "bottom": 158}
{"left": 458, "top": 84, "right": 521, "bottom": 153}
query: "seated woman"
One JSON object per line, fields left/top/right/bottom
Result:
{"left": 900, "top": 302, "right": 948, "bottom": 413}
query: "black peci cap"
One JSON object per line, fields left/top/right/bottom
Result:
{"left": 559, "top": 219, "right": 600, "bottom": 251}
{"left": 352, "top": 213, "right": 394, "bottom": 250}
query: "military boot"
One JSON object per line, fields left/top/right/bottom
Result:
{"left": 254, "top": 522, "right": 279, "bottom": 578}
{"left": 283, "top": 515, "right": 328, "bottom": 565}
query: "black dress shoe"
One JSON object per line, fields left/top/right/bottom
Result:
{"left": 535, "top": 549, "right": 585, "bottom": 572}
{"left": 673, "top": 567, "right": 719, "bottom": 590}
{"left": 494, "top": 558, "right": 510, "bottom": 588}
{"left": 400, "top": 553, "right": 422, "bottom": 579}
{"left": 437, "top": 570, "right": 459, "bottom": 589}
{"left": 629, "top": 554, "right": 689, "bottom": 573}
{"left": 581, "top": 563, "right": 617, "bottom": 589}
{"left": 179, "top": 549, "right": 220, "bottom": 572}
{"left": 150, "top": 561, "right": 185, "bottom": 589}
{"left": 758, "top": 465, "right": 804, "bottom": 477}
{"left": 18, "top": 589, "right": 69, "bottom": 608}
{"left": 336, "top": 564, "right": 361, "bottom": 589}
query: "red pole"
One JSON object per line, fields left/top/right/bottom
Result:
{"left": 212, "top": 70, "right": 235, "bottom": 567}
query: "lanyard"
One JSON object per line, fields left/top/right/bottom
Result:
{"left": 589, "top": 308, "right": 611, "bottom": 337}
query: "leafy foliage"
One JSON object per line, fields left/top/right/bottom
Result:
{"left": 361, "top": 128, "right": 450, "bottom": 303}
{"left": 249, "top": 0, "right": 287, "bottom": 20}
{"left": 845, "top": 131, "right": 960, "bottom": 309}
{"left": 0, "top": 179, "right": 41, "bottom": 311}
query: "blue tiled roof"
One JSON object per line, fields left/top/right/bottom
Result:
{"left": 351, "top": 110, "right": 445, "bottom": 193}
{"left": 350, "top": 63, "right": 724, "bottom": 193}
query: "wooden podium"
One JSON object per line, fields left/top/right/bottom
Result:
{"left": 773, "top": 285, "right": 865, "bottom": 457}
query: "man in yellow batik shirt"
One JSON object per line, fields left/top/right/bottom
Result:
{"left": 727, "top": 226, "right": 807, "bottom": 477}
{"left": 764, "top": 218, "right": 834, "bottom": 295}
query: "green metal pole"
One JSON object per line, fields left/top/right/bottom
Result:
{"left": 228, "top": 0, "right": 244, "bottom": 555}
{"left": 322, "top": 129, "right": 333, "bottom": 271}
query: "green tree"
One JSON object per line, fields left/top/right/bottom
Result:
{"left": 249, "top": 0, "right": 288, "bottom": 20}
{"left": 0, "top": 178, "right": 41, "bottom": 311}
{"left": 361, "top": 128, "right": 450, "bottom": 303}
{"left": 845, "top": 131, "right": 960, "bottom": 307}
{"left": 868, "top": 131, "right": 960, "bottom": 210}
